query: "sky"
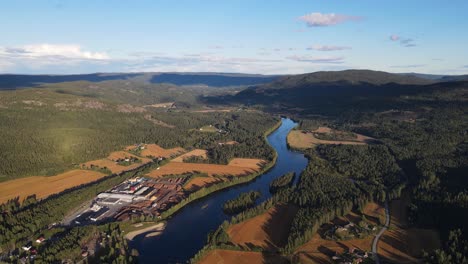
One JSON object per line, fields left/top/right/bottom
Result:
{"left": 1, "top": 0, "right": 467, "bottom": 75}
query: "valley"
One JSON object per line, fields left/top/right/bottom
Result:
{"left": 0, "top": 70, "right": 466, "bottom": 264}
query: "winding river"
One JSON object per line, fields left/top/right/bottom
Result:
{"left": 130, "top": 118, "right": 308, "bottom": 263}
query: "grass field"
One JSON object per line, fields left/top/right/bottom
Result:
{"left": 287, "top": 127, "right": 373, "bottom": 149}
{"left": 146, "top": 158, "right": 265, "bottom": 178}
{"left": 172, "top": 149, "right": 208, "bottom": 162}
{"left": 0, "top": 170, "right": 106, "bottom": 204}
{"left": 82, "top": 151, "right": 152, "bottom": 174}
{"left": 227, "top": 204, "right": 298, "bottom": 251}
{"left": 197, "top": 249, "right": 288, "bottom": 264}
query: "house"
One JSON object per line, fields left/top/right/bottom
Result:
{"left": 22, "top": 245, "right": 31, "bottom": 251}
{"left": 35, "top": 236, "right": 45, "bottom": 243}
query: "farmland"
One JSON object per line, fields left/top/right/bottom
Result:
{"left": 184, "top": 176, "right": 224, "bottom": 192}
{"left": 82, "top": 151, "right": 152, "bottom": 174}
{"left": 146, "top": 158, "right": 265, "bottom": 178}
{"left": 293, "top": 202, "right": 384, "bottom": 263}
{"left": 0, "top": 170, "right": 106, "bottom": 204}
{"left": 227, "top": 204, "right": 298, "bottom": 251}
{"left": 137, "top": 144, "right": 185, "bottom": 158}
{"left": 172, "top": 149, "right": 208, "bottom": 162}
{"left": 287, "top": 126, "right": 375, "bottom": 149}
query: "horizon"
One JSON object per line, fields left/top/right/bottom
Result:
{"left": 1, "top": 0, "right": 468, "bottom": 75}
{"left": 0, "top": 69, "right": 463, "bottom": 77}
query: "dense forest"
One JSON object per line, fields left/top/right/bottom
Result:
{"left": 269, "top": 172, "right": 295, "bottom": 193}
{"left": 222, "top": 191, "right": 261, "bottom": 215}
{"left": 0, "top": 85, "right": 277, "bottom": 180}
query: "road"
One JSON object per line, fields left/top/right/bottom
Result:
{"left": 372, "top": 200, "right": 390, "bottom": 264}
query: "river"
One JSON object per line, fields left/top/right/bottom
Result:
{"left": 130, "top": 118, "right": 308, "bottom": 263}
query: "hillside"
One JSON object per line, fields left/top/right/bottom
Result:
{"left": 205, "top": 70, "right": 468, "bottom": 116}
{"left": 254, "top": 70, "right": 433, "bottom": 91}
{"left": 0, "top": 72, "right": 279, "bottom": 90}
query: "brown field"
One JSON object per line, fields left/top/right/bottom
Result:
{"left": 0, "top": 170, "right": 106, "bottom": 204}
{"left": 378, "top": 192, "right": 441, "bottom": 263}
{"left": 295, "top": 233, "right": 373, "bottom": 264}
{"left": 227, "top": 204, "right": 298, "bottom": 251}
{"left": 287, "top": 129, "right": 371, "bottom": 149}
{"left": 146, "top": 158, "right": 264, "bottom": 178}
{"left": 83, "top": 151, "right": 152, "bottom": 174}
{"left": 198, "top": 249, "right": 289, "bottom": 264}
{"left": 294, "top": 202, "right": 384, "bottom": 264}
{"left": 140, "top": 144, "right": 185, "bottom": 158}
{"left": 184, "top": 176, "right": 224, "bottom": 192}
{"left": 362, "top": 202, "right": 386, "bottom": 226}
{"left": 172, "top": 149, "right": 208, "bottom": 162}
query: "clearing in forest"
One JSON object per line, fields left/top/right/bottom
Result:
{"left": 0, "top": 170, "right": 106, "bottom": 204}
{"left": 172, "top": 149, "right": 208, "bottom": 162}
{"left": 287, "top": 126, "right": 375, "bottom": 149}
{"left": 227, "top": 204, "right": 299, "bottom": 251}
{"left": 198, "top": 249, "right": 288, "bottom": 264}
{"left": 82, "top": 151, "right": 152, "bottom": 174}
{"left": 378, "top": 193, "right": 441, "bottom": 263}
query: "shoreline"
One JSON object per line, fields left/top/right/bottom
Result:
{"left": 125, "top": 222, "right": 167, "bottom": 240}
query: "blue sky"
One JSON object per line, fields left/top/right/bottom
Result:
{"left": 1, "top": 0, "right": 467, "bottom": 74}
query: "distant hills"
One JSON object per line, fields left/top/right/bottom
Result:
{"left": 0, "top": 72, "right": 280, "bottom": 90}
{"left": 1, "top": 70, "right": 467, "bottom": 90}
{"left": 203, "top": 69, "right": 468, "bottom": 115}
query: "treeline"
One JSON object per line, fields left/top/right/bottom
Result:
{"left": 222, "top": 191, "right": 261, "bottom": 215}
{"left": 269, "top": 172, "right": 295, "bottom": 193}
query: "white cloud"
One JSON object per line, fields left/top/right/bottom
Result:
{"left": 1, "top": 44, "right": 109, "bottom": 60}
{"left": 298, "top": 13, "right": 362, "bottom": 27}
{"left": 307, "top": 45, "right": 351, "bottom": 51}
{"left": 286, "top": 55, "right": 344, "bottom": 64}
{"left": 0, "top": 44, "right": 111, "bottom": 73}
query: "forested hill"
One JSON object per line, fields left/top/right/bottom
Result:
{"left": 204, "top": 70, "right": 468, "bottom": 115}
{"left": 251, "top": 69, "right": 434, "bottom": 90}
{"left": 149, "top": 73, "right": 279, "bottom": 87}
{"left": 0, "top": 72, "right": 280, "bottom": 90}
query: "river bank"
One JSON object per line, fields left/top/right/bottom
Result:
{"left": 125, "top": 222, "right": 167, "bottom": 240}
{"left": 130, "top": 118, "right": 308, "bottom": 263}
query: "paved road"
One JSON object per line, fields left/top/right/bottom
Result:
{"left": 372, "top": 201, "right": 390, "bottom": 264}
